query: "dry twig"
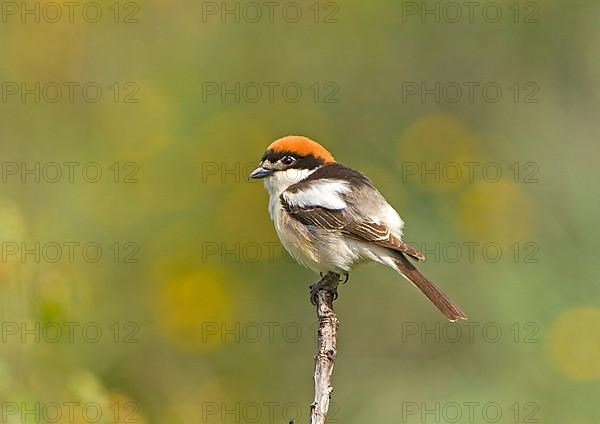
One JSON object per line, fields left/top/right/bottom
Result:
{"left": 308, "top": 272, "right": 340, "bottom": 424}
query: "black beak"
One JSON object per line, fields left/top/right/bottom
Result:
{"left": 249, "top": 166, "right": 274, "bottom": 179}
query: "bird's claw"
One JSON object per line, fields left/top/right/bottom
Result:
{"left": 341, "top": 273, "right": 349, "bottom": 284}
{"left": 309, "top": 280, "right": 338, "bottom": 306}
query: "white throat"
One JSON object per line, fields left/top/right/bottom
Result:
{"left": 264, "top": 168, "right": 316, "bottom": 219}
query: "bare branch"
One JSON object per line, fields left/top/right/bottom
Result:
{"left": 309, "top": 272, "right": 340, "bottom": 424}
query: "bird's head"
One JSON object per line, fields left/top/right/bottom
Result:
{"left": 250, "top": 136, "right": 335, "bottom": 191}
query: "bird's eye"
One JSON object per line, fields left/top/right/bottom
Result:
{"left": 281, "top": 155, "right": 295, "bottom": 166}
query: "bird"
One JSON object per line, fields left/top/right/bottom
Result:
{"left": 250, "top": 135, "right": 467, "bottom": 321}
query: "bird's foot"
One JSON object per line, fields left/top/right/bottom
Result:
{"left": 310, "top": 282, "right": 338, "bottom": 305}
{"left": 309, "top": 272, "right": 340, "bottom": 306}
{"left": 341, "top": 272, "right": 349, "bottom": 284}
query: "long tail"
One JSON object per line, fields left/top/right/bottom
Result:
{"left": 392, "top": 254, "right": 467, "bottom": 321}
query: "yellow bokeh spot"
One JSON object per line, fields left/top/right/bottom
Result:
{"left": 398, "top": 115, "right": 479, "bottom": 192}
{"left": 108, "top": 392, "right": 148, "bottom": 424}
{"left": 548, "top": 308, "right": 600, "bottom": 381}
{"left": 458, "top": 179, "right": 535, "bottom": 245}
{"left": 160, "top": 381, "right": 226, "bottom": 424}
{"left": 154, "top": 267, "right": 234, "bottom": 352}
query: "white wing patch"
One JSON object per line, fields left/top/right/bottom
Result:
{"left": 282, "top": 179, "right": 351, "bottom": 210}
{"left": 376, "top": 203, "right": 405, "bottom": 236}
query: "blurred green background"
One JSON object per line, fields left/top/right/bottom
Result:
{"left": 1, "top": 0, "right": 599, "bottom": 422}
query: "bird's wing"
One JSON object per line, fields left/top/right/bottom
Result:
{"left": 281, "top": 169, "right": 424, "bottom": 261}
{"left": 343, "top": 220, "right": 425, "bottom": 261}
